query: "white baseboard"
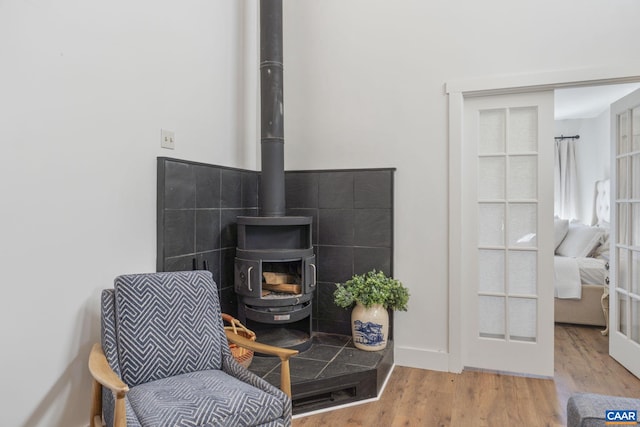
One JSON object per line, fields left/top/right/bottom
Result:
{"left": 394, "top": 346, "right": 449, "bottom": 372}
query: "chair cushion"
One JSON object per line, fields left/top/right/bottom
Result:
{"left": 127, "top": 370, "right": 286, "bottom": 427}
{"left": 567, "top": 393, "right": 640, "bottom": 427}
{"left": 114, "top": 271, "right": 224, "bottom": 387}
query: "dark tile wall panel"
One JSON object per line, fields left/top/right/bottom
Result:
{"left": 221, "top": 169, "right": 242, "bottom": 208}
{"left": 354, "top": 171, "right": 392, "bottom": 208}
{"left": 317, "top": 246, "right": 354, "bottom": 283}
{"left": 285, "top": 168, "right": 395, "bottom": 336}
{"left": 163, "top": 210, "right": 195, "bottom": 257}
{"left": 195, "top": 165, "right": 221, "bottom": 209}
{"left": 164, "top": 255, "right": 196, "bottom": 272}
{"left": 195, "top": 210, "right": 221, "bottom": 252}
{"left": 158, "top": 158, "right": 394, "bottom": 334}
{"left": 163, "top": 161, "right": 196, "bottom": 209}
{"left": 354, "top": 209, "right": 392, "bottom": 247}
{"left": 318, "top": 209, "right": 354, "bottom": 246}
{"left": 354, "top": 247, "right": 392, "bottom": 276}
{"left": 242, "top": 172, "right": 259, "bottom": 208}
{"left": 196, "top": 251, "right": 221, "bottom": 286}
{"left": 220, "top": 248, "right": 236, "bottom": 286}
{"left": 285, "top": 172, "right": 319, "bottom": 208}
{"left": 318, "top": 172, "right": 354, "bottom": 209}
{"left": 158, "top": 158, "right": 259, "bottom": 318}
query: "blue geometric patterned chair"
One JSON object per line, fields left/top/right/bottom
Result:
{"left": 88, "top": 271, "right": 297, "bottom": 427}
{"left": 567, "top": 393, "right": 640, "bottom": 427}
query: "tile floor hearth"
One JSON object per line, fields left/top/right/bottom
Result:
{"left": 248, "top": 332, "right": 394, "bottom": 414}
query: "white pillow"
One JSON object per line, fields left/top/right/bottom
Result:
{"left": 555, "top": 222, "right": 604, "bottom": 257}
{"left": 554, "top": 218, "right": 569, "bottom": 250}
{"left": 593, "top": 230, "right": 610, "bottom": 260}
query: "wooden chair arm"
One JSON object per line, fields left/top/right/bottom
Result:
{"left": 88, "top": 343, "right": 129, "bottom": 427}
{"left": 225, "top": 330, "right": 298, "bottom": 397}
{"left": 88, "top": 343, "right": 129, "bottom": 396}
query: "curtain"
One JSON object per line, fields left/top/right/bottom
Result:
{"left": 554, "top": 138, "right": 578, "bottom": 220}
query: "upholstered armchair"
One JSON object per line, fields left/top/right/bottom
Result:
{"left": 567, "top": 393, "right": 640, "bottom": 427}
{"left": 88, "top": 271, "right": 297, "bottom": 427}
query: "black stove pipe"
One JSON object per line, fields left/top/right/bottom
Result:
{"left": 260, "top": 0, "right": 285, "bottom": 217}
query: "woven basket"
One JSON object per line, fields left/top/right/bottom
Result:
{"left": 222, "top": 313, "right": 256, "bottom": 368}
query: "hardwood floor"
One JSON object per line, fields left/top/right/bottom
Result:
{"left": 293, "top": 324, "right": 640, "bottom": 426}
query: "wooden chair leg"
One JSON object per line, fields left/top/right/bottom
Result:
{"left": 279, "top": 358, "right": 292, "bottom": 398}
{"left": 114, "top": 392, "right": 127, "bottom": 427}
{"left": 90, "top": 379, "right": 102, "bottom": 427}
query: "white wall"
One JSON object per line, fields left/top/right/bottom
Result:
{"left": 4, "top": 0, "right": 640, "bottom": 425}
{"left": 281, "top": 0, "right": 640, "bottom": 369}
{"left": 0, "top": 1, "right": 257, "bottom": 426}
{"left": 555, "top": 110, "right": 610, "bottom": 224}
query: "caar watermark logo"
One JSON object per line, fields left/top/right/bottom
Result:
{"left": 605, "top": 410, "right": 638, "bottom": 425}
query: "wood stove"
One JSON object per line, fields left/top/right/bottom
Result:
{"left": 234, "top": 216, "right": 315, "bottom": 351}
{"left": 234, "top": 0, "right": 314, "bottom": 352}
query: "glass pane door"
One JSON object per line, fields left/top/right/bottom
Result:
{"left": 477, "top": 107, "right": 539, "bottom": 343}
{"left": 610, "top": 88, "right": 640, "bottom": 379}
{"left": 463, "top": 91, "right": 554, "bottom": 377}
{"left": 614, "top": 106, "right": 640, "bottom": 345}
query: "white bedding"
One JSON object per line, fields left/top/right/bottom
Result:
{"left": 576, "top": 257, "right": 607, "bottom": 285}
{"left": 553, "top": 180, "right": 610, "bottom": 301}
{"left": 554, "top": 256, "right": 607, "bottom": 300}
{"left": 554, "top": 256, "right": 581, "bottom": 299}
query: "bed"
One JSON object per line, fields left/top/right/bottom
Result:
{"left": 554, "top": 179, "right": 610, "bottom": 334}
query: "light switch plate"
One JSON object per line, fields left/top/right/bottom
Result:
{"left": 161, "top": 129, "right": 175, "bottom": 149}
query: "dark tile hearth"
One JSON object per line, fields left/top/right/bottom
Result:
{"left": 248, "top": 332, "right": 394, "bottom": 415}
{"left": 157, "top": 158, "right": 396, "bottom": 414}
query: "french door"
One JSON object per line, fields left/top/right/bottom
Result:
{"left": 461, "top": 91, "right": 555, "bottom": 377}
{"left": 609, "top": 88, "right": 640, "bottom": 378}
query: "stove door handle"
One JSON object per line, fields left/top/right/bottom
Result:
{"left": 247, "top": 266, "right": 254, "bottom": 292}
{"left": 310, "top": 263, "right": 316, "bottom": 287}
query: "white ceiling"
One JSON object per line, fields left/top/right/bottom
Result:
{"left": 555, "top": 82, "right": 640, "bottom": 120}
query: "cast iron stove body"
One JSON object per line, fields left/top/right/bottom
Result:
{"left": 234, "top": 216, "right": 315, "bottom": 352}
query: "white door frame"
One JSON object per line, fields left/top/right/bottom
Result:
{"left": 447, "top": 66, "right": 640, "bottom": 373}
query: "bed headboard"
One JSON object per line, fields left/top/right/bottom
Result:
{"left": 593, "top": 179, "right": 610, "bottom": 226}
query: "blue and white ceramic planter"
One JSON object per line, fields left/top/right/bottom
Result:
{"left": 351, "top": 303, "right": 389, "bottom": 351}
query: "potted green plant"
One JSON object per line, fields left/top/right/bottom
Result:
{"left": 334, "top": 269, "right": 409, "bottom": 351}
